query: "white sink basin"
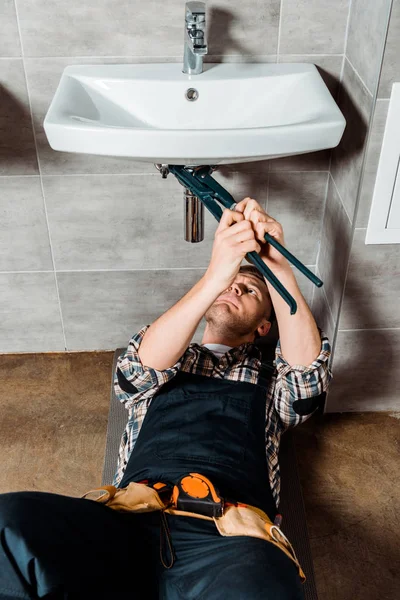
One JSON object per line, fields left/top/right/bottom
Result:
{"left": 44, "top": 62, "right": 346, "bottom": 166}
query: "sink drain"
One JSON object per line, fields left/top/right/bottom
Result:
{"left": 185, "top": 88, "right": 199, "bottom": 101}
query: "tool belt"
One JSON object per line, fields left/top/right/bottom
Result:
{"left": 82, "top": 472, "right": 305, "bottom": 583}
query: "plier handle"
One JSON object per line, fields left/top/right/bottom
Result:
{"left": 168, "top": 165, "right": 323, "bottom": 315}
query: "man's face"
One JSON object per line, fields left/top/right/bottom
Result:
{"left": 204, "top": 273, "right": 271, "bottom": 339}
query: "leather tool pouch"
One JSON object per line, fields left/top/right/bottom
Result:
{"left": 82, "top": 482, "right": 168, "bottom": 512}
{"left": 82, "top": 483, "right": 305, "bottom": 582}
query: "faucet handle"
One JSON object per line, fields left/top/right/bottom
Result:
{"left": 185, "top": 1, "right": 206, "bottom": 24}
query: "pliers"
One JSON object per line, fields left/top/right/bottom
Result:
{"left": 168, "top": 165, "right": 323, "bottom": 315}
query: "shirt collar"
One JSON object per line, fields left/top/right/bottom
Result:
{"left": 193, "top": 341, "right": 262, "bottom": 361}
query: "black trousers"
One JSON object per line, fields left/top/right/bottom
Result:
{"left": 0, "top": 490, "right": 304, "bottom": 599}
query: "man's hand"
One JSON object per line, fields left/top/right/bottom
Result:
{"left": 234, "top": 197, "right": 321, "bottom": 366}
{"left": 234, "top": 197, "right": 289, "bottom": 272}
{"left": 205, "top": 204, "right": 262, "bottom": 292}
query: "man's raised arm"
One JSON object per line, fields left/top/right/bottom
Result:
{"left": 138, "top": 207, "right": 263, "bottom": 371}
{"left": 234, "top": 198, "right": 322, "bottom": 367}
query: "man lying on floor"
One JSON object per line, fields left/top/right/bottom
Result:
{"left": 0, "top": 197, "right": 331, "bottom": 599}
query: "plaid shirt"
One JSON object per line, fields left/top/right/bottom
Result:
{"left": 113, "top": 326, "right": 332, "bottom": 507}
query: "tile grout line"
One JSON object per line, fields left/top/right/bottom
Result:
{"left": 275, "top": 53, "right": 344, "bottom": 58}
{"left": 0, "top": 266, "right": 317, "bottom": 274}
{"left": 0, "top": 174, "right": 39, "bottom": 178}
{"left": 0, "top": 170, "right": 331, "bottom": 178}
{"left": 268, "top": 170, "right": 330, "bottom": 174}
{"left": 314, "top": 264, "right": 335, "bottom": 333}
{"left": 321, "top": 278, "right": 335, "bottom": 330}
{"left": 0, "top": 173, "right": 161, "bottom": 178}
{"left": 330, "top": 173, "right": 352, "bottom": 225}
{"left": 13, "top": 0, "right": 68, "bottom": 351}
{"left": 276, "top": 0, "right": 284, "bottom": 59}
{"left": 339, "top": 0, "right": 353, "bottom": 84}
{"left": 338, "top": 327, "right": 400, "bottom": 332}
{"left": 321, "top": 79, "right": 337, "bottom": 315}
{"left": 342, "top": 0, "right": 353, "bottom": 62}
{"left": 345, "top": 56, "right": 373, "bottom": 97}
{"left": 0, "top": 53, "right": 345, "bottom": 61}
{"left": 265, "top": 167, "right": 270, "bottom": 215}
{"left": 328, "top": 171, "right": 351, "bottom": 356}
{"left": 311, "top": 172, "right": 330, "bottom": 310}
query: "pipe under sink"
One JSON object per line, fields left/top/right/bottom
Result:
{"left": 155, "top": 163, "right": 208, "bottom": 243}
{"left": 184, "top": 187, "right": 204, "bottom": 242}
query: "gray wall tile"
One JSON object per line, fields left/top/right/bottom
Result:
{"left": 17, "top": 0, "right": 280, "bottom": 58}
{"left": 58, "top": 264, "right": 315, "bottom": 352}
{"left": 270, "top": 151, "right": 330, "bottom": 172}
{"left": 203, "top": 1, "right": 280, "bottom": 56}
{"left": 268, "top": 172, "right": 328, "bottom": 265}
{"left": 43, "top": 166, "right": 275, "bottom": 272}
{"left": 279, "top": 0, "right": 350, "bottom": 54}
{"left": 339, "top": 229, "right": 400, "bottom": 330}
{"left": 318, "top": 176, "right": 352, "bottom": 321}
{"left": 0, "top": 59, "right": 38, "bottom": 175}
{"left": 42, "top": 174, "right": 219, "bottom": 271}
{"left": 331, "top": 59, "right": 373, "bottom": 222}
{"left": 356, "top": 100, "right": 389, "bottom": 227}
{"left": 0, "top": 177, "right": 53, "bottom": 271}
{"left": 58, "top": 269, "right": 207, "bottom": 350}
{"left": 346, "top": 0, "right": 391, "bottom": 95}
{"left": 326, "top": 329, "right": 400, "bottom": 412}
{"left": 378, "top": 0, "right": 400, "bottom": 98}
{"left": 232, "top": 161, "right": 270, "bottom": 204}
{"left": 0, "top": 273, "right": 64, "bottom": 352}
{"left": 17, "top": 0, "right": 182, "bottom": 57}
{"left": 0, "top": 1, "right": 22, "bottom": 56}
{"left": 311, "top": 281, "right": 336, "bottom": 342}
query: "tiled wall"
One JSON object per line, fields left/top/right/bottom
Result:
{"left": 325, "top": 0, "right": 400, "bottom": 412}
{"left": 0, "top": 0, "right": 392, "bottom": 391}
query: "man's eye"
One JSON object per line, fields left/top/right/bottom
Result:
{"left": 249, "top": 288, "right": 257, "bottom": 295}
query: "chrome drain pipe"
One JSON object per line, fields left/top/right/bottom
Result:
{"left": 184, "top": 187, "right": 204, "bottom": 242}
{"left": 154, "top": 163, "right": 205, "bottom": 242}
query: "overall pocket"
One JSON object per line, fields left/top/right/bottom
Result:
{"left": 155, "top": 390, "right": 250, "bottom": 468}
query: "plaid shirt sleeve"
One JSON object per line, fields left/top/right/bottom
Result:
{"left": 273, "top": 330, "right": 332, "bottom": 428}
{"left": 113, "top": 325, "right": 183, "bottom": 411}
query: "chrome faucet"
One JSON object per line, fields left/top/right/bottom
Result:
{"left": 183, "top": 1, "right": 208, "bottom": 75}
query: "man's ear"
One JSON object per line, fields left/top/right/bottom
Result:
{"left": 256, "top": 320, "right": 272, "bottom": 338}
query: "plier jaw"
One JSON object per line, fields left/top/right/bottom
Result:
{"left": 168, "top": 165, "right": 323, "bottom": 315}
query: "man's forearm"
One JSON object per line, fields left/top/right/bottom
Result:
{"left": 138, "top": 274, "right": 224, "bottom": 371}
{"left": 263, "top": 262, "right": 321, "bottom": 366}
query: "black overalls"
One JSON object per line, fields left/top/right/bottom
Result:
{"left": 0, "top": 361, "right": 304, "bottom": 600}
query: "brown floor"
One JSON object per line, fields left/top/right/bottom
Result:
{"left": 0, "top": 351, "right": 399, "bottom": 599}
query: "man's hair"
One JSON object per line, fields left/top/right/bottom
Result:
{"left": 238, "top": 265, "right": 275, "bottom": 326}
{"left": 238, "top": 265, "right": 267, "bottom": 287}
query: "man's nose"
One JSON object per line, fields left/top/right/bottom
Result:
{"left": 228, "top": 283, "right": 243, "bottom": 295}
